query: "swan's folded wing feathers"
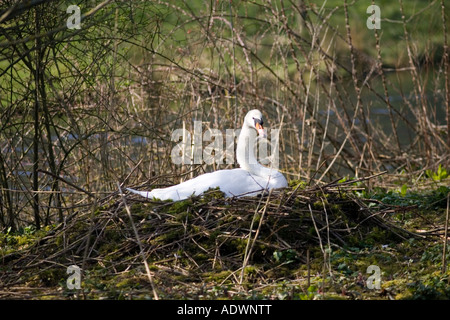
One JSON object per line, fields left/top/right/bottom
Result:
{"left": 127, "top": 167, "right": 287, "bottom": 201}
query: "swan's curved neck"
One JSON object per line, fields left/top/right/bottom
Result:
{"left": 236, "top": 125, "right": 273, "bottom": 177}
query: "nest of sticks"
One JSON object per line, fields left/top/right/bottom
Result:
{"left": 0, "top": 173, "right": 422, "bottom": 298}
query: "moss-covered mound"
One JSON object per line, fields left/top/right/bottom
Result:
{"left": 1, "top": 179, "right": 449, "bottom": 300}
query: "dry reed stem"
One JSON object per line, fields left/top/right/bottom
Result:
{"left": 239, "top": 189, "right": 273, "bottom": 288}
{"left": 442, "top": 192, "right": 450, "bottom": 274}
{"left": 116, "top": 182, "right": 159, "bottom": 300}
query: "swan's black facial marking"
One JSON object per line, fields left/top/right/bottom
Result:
{"left": 252, "top": 116, "right": 265, "bottom": 137}
{"left": 252, "top": 117, "right": 264, "bottom": 127}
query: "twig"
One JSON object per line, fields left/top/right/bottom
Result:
{"left": 442, "top": 192, "right": 449, "bottom": 274}
{"left": 306, "top": 248, "right": 311, "bottom": 288}
{"left": 116, "top": 182, "right": 159, "bottom": 300}
{"left": 441, "top": 0, "right": 450, "bottom": 149}
{"left": 82, "top": 197, "right": 97, "bottom": 274}
{"left": 37, "top": 169, "right": 95, "bottom": 198}
{"left": 239, "top": 189, "right": 272, "bottom": 287}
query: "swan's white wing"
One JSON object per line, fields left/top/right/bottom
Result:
{"left": 127, "top": 168, "right": 277, "bottom": 201}
{"left": 126, "top": 188, "right": 153, "bottom": 198}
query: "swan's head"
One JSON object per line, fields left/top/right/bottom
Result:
{"left": 244, "top": 109, "right": 266, "bottom": 137}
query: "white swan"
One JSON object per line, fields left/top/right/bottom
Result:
{"left": 127, "top": 109, "right": 288, "bottom": 201}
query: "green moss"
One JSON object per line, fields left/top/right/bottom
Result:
{"left": 116, "top": 275, "right": 142, "bottom": 289}
{"left": 289, "top": 180, "right": 307, "bottom": 190}
{"left": 168, "top": 199, "right": 193, "bottom": 215}
{"left": 312, "top": 201, "right": 323, "bottom": 210}
{"left": 204, "top": 270, "right": 232, "bottom": 282}
{"left": 194, "top": 252, "right": 209, "bottom": 263}
{"left": 39, "top": 268, "right": 66, "bottom": 287}
{"left": 200, "top": 187, "right": 226, "bottom": 202}
{"left": 152, "top": 229, "right": 181, "bottom": 243}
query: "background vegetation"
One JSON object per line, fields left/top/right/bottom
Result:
{"left": 0, "top": 0, "right": 449, "bottom": 300}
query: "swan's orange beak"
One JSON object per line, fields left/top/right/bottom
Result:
{"left": 255, "top": 122, "right": 266, "bottom": 138}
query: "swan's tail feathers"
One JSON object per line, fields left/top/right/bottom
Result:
{"left": 126, "top": 187, "right": 152, "bottom": 199}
